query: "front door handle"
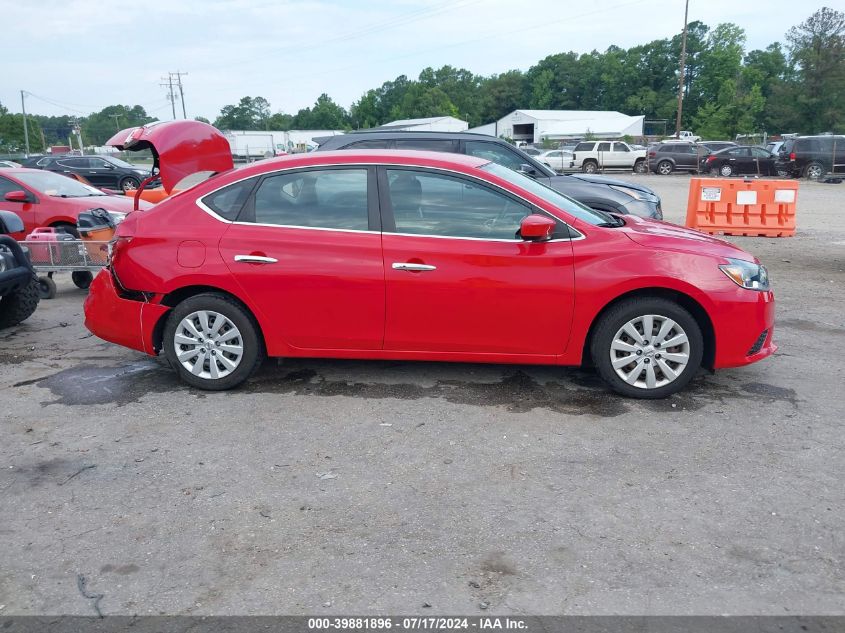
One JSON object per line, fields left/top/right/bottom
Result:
{"left": 392, "top": 262, "right": 436, "bottom": 272}
{"left": 234, "top": 255, "right": 278, "bottom": 264}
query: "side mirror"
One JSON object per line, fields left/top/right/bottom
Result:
{"left": 103, "top": 163, "right": 115, "bottom": 169}
{"left": 4, "top": 190, "right": 30, "bottom": 203}
{"left": 518, "top": 163, "right": 538, "bottom": 177}
{"left": 520, "top": 214, "right": 556, "bottom": 241}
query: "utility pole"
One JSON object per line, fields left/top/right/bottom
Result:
{"left": 161, "top": 75, "right": 177, "bottom": 119}
{"left": 171, "top": 71, "right": 188, "bottom": 118}
{"left": 20, "top": 90, "right": 30, "bottom": 156}
{"left": 109, "top": 113, "right": 122, "bottom": 130}
{"left": 674, "top": 0, "right": 690, "bottom": 138}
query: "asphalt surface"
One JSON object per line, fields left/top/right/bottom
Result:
{"left": 1, "top": 174, "right": 843, "bottom": 615}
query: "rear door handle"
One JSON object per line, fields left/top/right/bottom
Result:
{"left": 392, "top": 262, "right": 436, "bottom": 272}
{"left": 234, "top": 255, "right": 278, "bottom": 264}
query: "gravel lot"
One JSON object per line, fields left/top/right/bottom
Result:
{"left": 1, "top": 174, "right": 843, "bottom": 615}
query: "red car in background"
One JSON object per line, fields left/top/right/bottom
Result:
{"left": 83, "top": 121, "right": 776, "bottom": 398}
{"left": 0, "top": 168, "right": 149, "bottom": 238}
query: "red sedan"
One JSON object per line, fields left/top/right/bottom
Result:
{"left": 84, "top": 142, "right": 775, "bottom": 398}
{"left": 0, "top": 168, "right": 149, "bottom": 238}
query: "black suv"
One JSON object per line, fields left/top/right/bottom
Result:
{"left": 314, "top": 131, "right": 662, "bottom": 219}
{"left": 648, "top": 143, "right": 711, "bottom": 175}
{"left": 777, "top": 135, "right": 845, "bottom": 179}
{"left": 38, "top": 155, "right": 155, "bottom": 191}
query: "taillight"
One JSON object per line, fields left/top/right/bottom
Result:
{"left": 706, "top": 156, "right": 717, "bottom": 163}
{"left": 789, "top": 152, "right": 796, "bottom": 161}
{"left": 648, "top": 151, "right": 655, "bottom": 157}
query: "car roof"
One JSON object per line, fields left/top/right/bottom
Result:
{"left": 232, "top": 149, "right": 490, "bottom": 175}
{"left": 315, "top": 130, "right": 521, "bottom": 146}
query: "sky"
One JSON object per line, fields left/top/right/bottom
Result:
{"left": 2, "top": 0, "right": 833, "bottom": 121}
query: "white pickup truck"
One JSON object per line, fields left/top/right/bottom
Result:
{"left": 661, "top": 131, "right": 702, "bottom": 143}
{"left": 569, "top": 141, "right": 648, "bottom": 174}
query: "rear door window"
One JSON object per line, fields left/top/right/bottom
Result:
{"left": 345, "top": 139, "right": 391, "bottom": 150}
{"left": 597, "top": 142, "right": 611, "bottom": 152}
{"left": 252, "top": 168, "right": 369, "bottom": 230}
{"left": 574, "top": 142, "right": 595, "bottom": 152}
{"left": 394, "top": 139, "right": 457, "bottom": 152}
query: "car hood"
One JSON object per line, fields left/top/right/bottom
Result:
{"left": 619, "top": 215, "right": 755, "bottom": 262}
{"left": 106, "top": 120, "right": 233, "bottom": 193}
{"left": 555, "top": 173, "right": 657, "bottom": 195}
{"left": 70, "top": 195, "right": 153, "bottom": 213}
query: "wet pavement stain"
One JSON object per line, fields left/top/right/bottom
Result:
{"left": 245, "top": 363, "right": 629, "bottom": 417}
{"left": 35, "top": 360, "right": 181, "bottom": 407}
{"left": 21, "top": 357, "right": 796, "bottom": 416}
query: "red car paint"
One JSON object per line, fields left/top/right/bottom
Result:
{"left": 84, "top": 149, "right": 775, "bottom": 380}
{"left": 0, "top": 168, "right": 151, "bottom": 238}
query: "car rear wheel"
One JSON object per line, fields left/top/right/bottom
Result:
{"left": 719, "top": 164, "right": 734, "bottom": 177}
{"left": 591, "top": 297, "right": 703, "bottom": 399}
{"left": 53, "top": 222, "right": 79, "bottom": 238}
{"left": 804, "top": 162, "right": 824, "bottom": 180}
{"left": 120, "top": 176, "right": 141, "bottom": 192}
{"left": 163, "top": 293, "right": 265, "bottom": 390}
{"left": 657, "top": 160, "right": 673, "bottom": 175}
{"left": 582, "top": 160, "right": 598, "bottom": 174}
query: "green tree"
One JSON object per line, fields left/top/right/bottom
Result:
{"left": 786, "top": 6, "right": 845, "bottom": 132}
{"left": 291, "top": 94, "right": 349, "bottom": 129}
{"left": 213, "top": 96, "right": 271, "bottom": 130}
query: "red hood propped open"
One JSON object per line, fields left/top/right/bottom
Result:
{"left": 106, "top": 120, "right": 233, "bottom": 193}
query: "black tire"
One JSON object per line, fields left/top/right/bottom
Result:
{"left": 590, "top": 297, "right": 703, "bottom": 399}
{"left": 582, "top": 160, "right": 598, "bottom": 174}
{"left": 719, "top": 163, "right": 734, "bottom": 177}
{"left": 120, "top": 176, "right": 141, "bottom": 192}
{"left": 0, "top": 277, "right": 41, "bottom": 328}
{"left": 36, "top": 276, "right": 57, "bottom": 300}
{"left": 657, "top": 160, "right": 673, "bottom": 175}
{"left": 804, "top": 162, "right": 824, "bottom": 180}
{"left": 162, "top": 293, "right": 265, "bottom": 390}
{"left": 72, "top": 271, "right": 93, "bottom": 289}
{"left": 634, "top": 159, "right": 647, "bottom": 174}
{"left": 53, "top": 222, "right": 79, "bottom": 238}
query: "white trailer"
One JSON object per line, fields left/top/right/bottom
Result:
{"left": 224, "top": 130, "right": 345, "bottom": 160}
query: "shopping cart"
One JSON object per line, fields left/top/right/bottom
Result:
{"left": 19, "top": 239, "right": 110, "bottom": 299}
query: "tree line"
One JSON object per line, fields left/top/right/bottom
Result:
{"left": 1, "top": 7, "right": 842, "bottom": 153}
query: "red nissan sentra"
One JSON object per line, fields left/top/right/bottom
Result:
{"left": 83, "top": 122, "right": 775, "bottom": 398}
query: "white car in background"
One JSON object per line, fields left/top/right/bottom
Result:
{"left": 570, "top": 141, "right": 648, "bottom": 174}
{"left": 536, "top": 149, "right": 573, "bottom": 172}
{"left": 0, "top": 160, "right": 21, "bottom": 169}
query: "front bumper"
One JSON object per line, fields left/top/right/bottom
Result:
{"left": 83, "top": 269, "right": 169, "bottom": 355}
{"left": 712, "top": 289, "right": 777, "bottom": 368}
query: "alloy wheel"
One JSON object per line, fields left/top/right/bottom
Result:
{"left": 173, "top": 310, "right": 244, "bottom": 380}
{"left": 609, "top": 314, "right": 690, "bottom": 390}
{"left": 658, "top": 162, "right": 672, "bottom": 175}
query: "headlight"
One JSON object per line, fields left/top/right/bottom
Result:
{"left": 107, "top": 211, "right": 126, "bottom": 225}
{"left": 134, "top": 169, "right": 149, "bottom": 176}
{"left": 719, "top": 258, "right": 770, "bottom": 291}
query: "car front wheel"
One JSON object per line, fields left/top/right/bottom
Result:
{"left": 163, "top": 293, "right": 264, "bottom": 390}
{"left": 591, "top": 297, "right": 703, "bottom": 398}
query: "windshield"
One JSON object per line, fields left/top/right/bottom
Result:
{"left": 106, "top": 156, "right": 139, "bottom": 169}
{"left": 15, "top": 171, "right": 107, "bottom": 197}
{"left": 480, "top": 162, "right": 616, "bottom": 226}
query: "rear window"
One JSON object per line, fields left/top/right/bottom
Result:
{"left": 344, "top": 139, "right": 391, "bottom": 150}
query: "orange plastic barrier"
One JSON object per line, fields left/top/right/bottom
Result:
{"left": 685, "top": 178, "right": 798, "bottom": 237}
{"left": 124, "top": 188, "right": 180, "bottom": 203}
